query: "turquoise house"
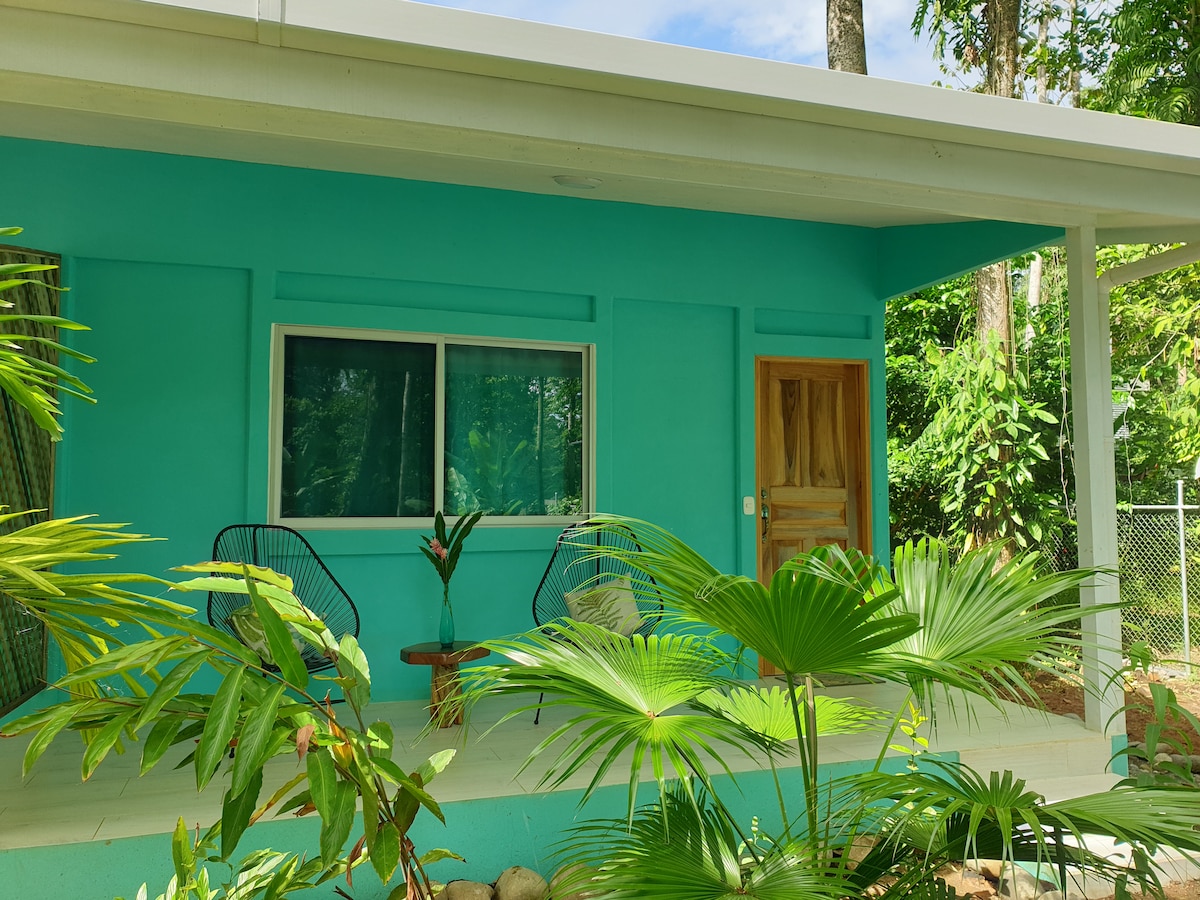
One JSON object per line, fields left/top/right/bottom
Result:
{"left": 2, "top": 0, "right": 1200, "bottom": 894}
{"left": 1, "top": 0, "right": 1200, "bottom": 716}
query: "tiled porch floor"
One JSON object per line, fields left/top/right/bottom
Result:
{"left": 0, "top": 679, "right": 1118, "bottom": 851}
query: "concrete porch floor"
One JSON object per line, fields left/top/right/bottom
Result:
{"left": 0, "top": 678, "right": 1119, "bottom": 853}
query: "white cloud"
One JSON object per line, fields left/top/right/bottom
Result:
{"left": 411, "top": 0, "right": 945, "bottom": 85}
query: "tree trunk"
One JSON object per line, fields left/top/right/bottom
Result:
{"left": 976, "top": 0, "right": 1021, "bottom": 359}
{"left": 985, "top": 0, "right": 1022, "bottom": 99}
{"left": 827, "top": 0, "right": 868, "bottom": 74}
{"left": 1066, "top": 0, "right": 1082, "bottom": 107}
{"left": 1036, "top": 0, "right": 1051, "bottom": 103}
{"left": 1025, "top": 0, "right": 1051, "bottom": 349}
{"left": 977, "top": 263, "right": 1014, "bottom": 364}
{"left": 973, "top": 0, "right": 1021, "bottom": 557}
{"left": 975, "top": 0, "right": 1019, "bottom": 396}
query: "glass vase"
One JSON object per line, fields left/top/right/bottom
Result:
{"left": 439, "top": 601, "right": 455, "bottom": 649}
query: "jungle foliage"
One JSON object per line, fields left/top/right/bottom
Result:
{"left": 887, "top": 247, "right": 1200, "bottom": 549}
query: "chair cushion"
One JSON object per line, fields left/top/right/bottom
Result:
{"left": 564, "top": 575, "right": 642, "bottom": 637}
{"left": 227, "top": 604, "right": 306, "bottom": 666}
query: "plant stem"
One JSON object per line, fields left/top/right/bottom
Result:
{"left": 803, "top": 674, "right": 823, "bottom": 850}
{"left": 767, "top": 753, "right": 791, "bottom": 842}
{"left": 873, "top": 688, "right": 915, "bottom": 773}
{"left": 785, "top": 671, "right": 820, "bottom": 840}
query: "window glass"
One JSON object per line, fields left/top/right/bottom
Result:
{"left": 445, "top": 345, "right": 584, "bottom": 517}
{"left": 281, "top": 335, "right": 435, "bottom": 518}
{"left": 277, "top": 331, "right": 589, "bottom": 523}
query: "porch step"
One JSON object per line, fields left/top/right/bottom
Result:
{"left": 954, "top": 730, "right": 1114, "bottom": 784}
{"left": 1023, "top": 772, "right": 1122, "bottom": 801}
{"left": 921, "top": 693, "right": 1117, "bottom": 786}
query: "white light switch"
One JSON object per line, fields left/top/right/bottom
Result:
{"left": 742, "top": 496, "right": 755, "bottom": 515}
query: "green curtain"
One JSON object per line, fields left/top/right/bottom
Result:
{"left": 0, "top": 245, "right": 57, "bottom": 716}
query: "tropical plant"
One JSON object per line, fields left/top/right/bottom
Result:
{"left": 1111, "top": 645, "right": 1200, "bottom": 789}
{"left": 920, "top": 333, "right": 1064, "bottom": 551}
{"left": 445, "top": 427, "right": 534, "bottom": 516}
{"left": 0, "top": 231, "right": 456, "bottom": 898}
{"left": 1089, "top": 0, "right": 1200, "bottom": 126}
{"left": 886, "top": 263, "right": 1072, "bottom": 552}
{"left": 3, "top": 562, "right": 459, "bottom": 899}
{"left": 420, "top": 509, "right": 483, "bottom": 601}
{"left": 0, "top": 226, "right": 95, "bottom": 439}
{"left": 421, "top": 508, "right": 483, "bottom": 645}
{"left": 457, "top": 515, "right": 1200, "bottom": 899}
{"left": 1103, "top": 244, "right": 1200, "bottom": 502}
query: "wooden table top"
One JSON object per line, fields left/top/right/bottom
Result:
{"left": 400, "top": 641, "right": 489, "bottom": 666}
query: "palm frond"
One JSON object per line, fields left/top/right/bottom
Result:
{"left": 695, "top": 685, "right": 886, "bottom": 744}
{"left": 459, "top": 621, "right": 771, "bottom": 812}
{"left": 573, "top": 517, "right": 922, "bottom": 681}
{"left": 557, "top": 783, "right": 847, "bottom": 900}
{"left": 568, "top": 515, "right": 723, "bottom": 619}
{"left": 878, "top": 539, "right": 1101, "bottom": 711}
{"left": 846, "top": 759, "right": 1200, "bottom": 893}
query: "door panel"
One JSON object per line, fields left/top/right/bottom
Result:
{"left": 755, "top": 358, "right": 870, "bottom": 676}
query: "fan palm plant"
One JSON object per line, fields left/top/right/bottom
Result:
{"left": 459, "top": 515, "right": 1197, "bottom": 899}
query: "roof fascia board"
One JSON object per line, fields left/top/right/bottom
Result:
{"left": 16, "top": 0, "right": 1198, "bottom": 179}
{"left": 2, "top": 0, "right": 258, "bottom": 39}
{"left": 4, "top": 6, "right": 1200, "bottom": 232}
{"left": 4, "top": 69, "right": 1192, "bottom": 233}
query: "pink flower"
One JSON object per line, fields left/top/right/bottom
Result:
{"left": 429, "top": 538, "right": 448, "bottom": 561}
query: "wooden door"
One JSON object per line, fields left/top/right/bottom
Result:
{"left": 755, "top": 358, "right": 870, "bottom": 675}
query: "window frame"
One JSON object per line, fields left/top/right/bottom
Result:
{"left": 269, "top": 324, "right": 595, "bottom": 529}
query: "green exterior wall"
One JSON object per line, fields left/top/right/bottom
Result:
{"left": 0, "top": 136, "right": 1046, "bottom": 709}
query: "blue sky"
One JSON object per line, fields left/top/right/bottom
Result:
{"left": 410, "top": 0, "right": 948, "bottom": 86}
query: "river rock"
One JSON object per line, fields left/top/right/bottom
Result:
{"left": 440, "top": 881, "right": 494, "bottom": 900}
{"left": 937, "top": 865, "right": 993, "bottom": 897}
{"left": 494, "top": 866, "right": 549, "bottom": 900}
{"left": 976, "top": 860, "right": 1004, "bottom": 880}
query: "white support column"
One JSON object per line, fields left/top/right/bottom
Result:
{"left": 1066, "top": 225, "right": 1125, "bottom": 736}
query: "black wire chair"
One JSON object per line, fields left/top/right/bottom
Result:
{"left": 530, "top": 520, "right": 664, "bottom": 722}
{"left": 207, "top": 524, "right": 360, "bottom": 676}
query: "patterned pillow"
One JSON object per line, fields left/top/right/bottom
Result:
{"left": 564, "top": 575, "right": 642, "bottom": 637}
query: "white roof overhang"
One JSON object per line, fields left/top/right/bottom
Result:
{"left": 1, "top": 0, "right": 1199, "bottom": 245}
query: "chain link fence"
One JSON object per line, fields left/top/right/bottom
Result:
{"left": 1118, "top": 509, "right": 1200, "bottom": 662}
{"left": 1040, "top": 510, "right": 1200, "bottom": 663}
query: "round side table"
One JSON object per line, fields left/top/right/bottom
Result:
{"left": 400, "top": 641, "right": 489, "bottom": 727}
